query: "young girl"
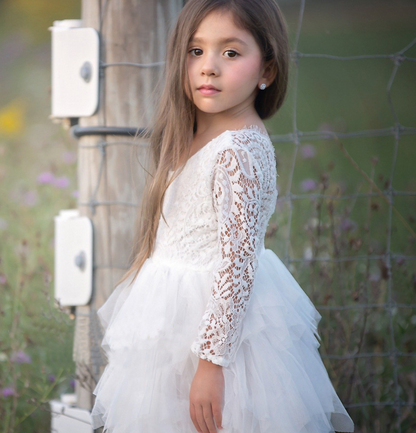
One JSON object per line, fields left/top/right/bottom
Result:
{"left": 91, "top": 1, "right": 355, "bottom": 432}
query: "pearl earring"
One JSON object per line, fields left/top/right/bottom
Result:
{"left": 259, "top": 83, "right": 266, "bottom": 90}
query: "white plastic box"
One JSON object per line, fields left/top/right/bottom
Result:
{"left": 50, "top": 394, "right": 93, "bottom": 433}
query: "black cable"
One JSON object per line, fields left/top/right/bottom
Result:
{"left": 70, "top": 125, "right": 150, "bottom": 139}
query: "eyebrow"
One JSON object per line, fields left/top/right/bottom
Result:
{"left": 189, "top": 36, "right": 248, "bottom": 46}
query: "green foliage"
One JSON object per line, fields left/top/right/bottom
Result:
{"left": 0, "top": 0, "right": 81, "bottom": 43}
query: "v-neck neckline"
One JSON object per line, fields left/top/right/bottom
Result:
{"left": 169, "top": 124, "right": 269, "bottom": 174}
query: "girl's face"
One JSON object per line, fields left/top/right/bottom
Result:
{"left": 186, "top": 9, "right": 267, "bottom": 123}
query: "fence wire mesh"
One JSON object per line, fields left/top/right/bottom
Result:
{"left": 56, "top": 1, "right": 416, "bottom": 432}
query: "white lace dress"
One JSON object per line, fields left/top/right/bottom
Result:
{"left": 90, "top": 125, "right": 355, "bottom": 433}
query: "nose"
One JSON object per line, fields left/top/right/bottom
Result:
{"left": 200, "top": 52, "right": 219, "bottom": 76}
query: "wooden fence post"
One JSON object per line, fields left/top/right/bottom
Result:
{"left": 74, "top": 0, "right": 183, "bottom": 410}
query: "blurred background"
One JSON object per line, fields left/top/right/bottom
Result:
{"left": 0, "top": 0, "right": 415, "bottom": 432}
{"left": 0, "top": 0, "right": 81, "bottom": 431}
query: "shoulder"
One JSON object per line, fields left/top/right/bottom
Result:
{"left": 215, "top": 127, "right": 274, "bottom": 160}
{"left": 212, "top": 128, "right": 275, "bottom": 180}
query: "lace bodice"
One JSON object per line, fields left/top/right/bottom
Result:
{"left": 152, "top": 125, "right": 278, "bottom": 367}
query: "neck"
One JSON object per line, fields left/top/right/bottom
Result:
{"left": 194, "top": 106, "right": 258, "bottom": 136}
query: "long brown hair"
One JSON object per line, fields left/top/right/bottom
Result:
{"left": 117, "top": 0, "right": 290, "bottom": 288}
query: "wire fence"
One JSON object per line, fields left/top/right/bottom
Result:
{"left": 52, "top": 1, "right": 416, "bottom": 432}
{"left": 280, "top": 4, "right": 416, "bottom": 432}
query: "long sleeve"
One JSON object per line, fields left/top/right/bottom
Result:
{"left": 190, "top": 145, "right": 263, "bottom": 367}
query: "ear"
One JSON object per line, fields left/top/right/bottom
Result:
{"left": 261, "top": 60, "right": 278, "bottom": 87}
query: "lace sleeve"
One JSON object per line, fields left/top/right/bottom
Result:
{"left": 190, "top": 145, "right": 263, "bottom": 367}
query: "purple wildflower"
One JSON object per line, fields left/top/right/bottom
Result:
{"left": 10, "top": 350, "right": 32, "bottom": 364}
{"left": 52, "top": 176, "right": 70, "bottom": 189}
{"left": 300, "top": 179, "right": 317, "bottom": 192}
{"left": 340, "top": 217, "right": 358, "bottom": 233}
{"left": 37, "top": 171, "right": 55, "bottom": 185}
{"left": 70, "top": 379, "right": 76, "bottom": 390}
{"left": 48, "top": 374, "right": 56, "bottom": 383}
{"left": 2, "top": 387, "right": 15, "bottom": 398}
{"left": 23, "top": 190, "right": 38, "bottom": 207}
{"left": 300, "top": 144, "right": 316, "bottom": 159}
{"left": 0, "top": 273, "right": 6, "bottom": 284}
{"left": 62, "top": 151, "right": 77, "bottom": 164}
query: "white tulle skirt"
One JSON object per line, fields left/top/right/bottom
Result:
{"left": 90, "top": 248, "right": 354, "bottom": 433}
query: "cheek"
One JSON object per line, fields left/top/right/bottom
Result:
{"left": 187, "top": 59, "right": 197, "bottom": 82}
{"left": 227, "top": 59, "right": 260, "bottom": 89}
{"left": 185, "top": 61, "right": 195, "bottom": 98}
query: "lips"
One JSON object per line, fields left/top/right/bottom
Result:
{"left": 197, "top": 84, "right": 221, "bottom": 96}
{"left": 198, "top": 84, "right": 220, "bottom": 91}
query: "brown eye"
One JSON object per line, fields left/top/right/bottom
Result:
{"left": 224, "top": 50, "right": 239, "bottom": 58}
{"left": 189, "top": 48, "right": 202, "bottom": 56}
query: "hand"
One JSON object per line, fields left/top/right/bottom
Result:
{"left": 189, "top": 358, "right": 224, "bottom": 433}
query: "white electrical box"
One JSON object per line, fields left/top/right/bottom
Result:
{"left": 54, "top": 210, "right": 93, "bottom": 306}
{"left": 50, "top": 395, "right": 93, "bottom": 433}
{"left": 50, "top": 19, "right": 100, "bottom": 118}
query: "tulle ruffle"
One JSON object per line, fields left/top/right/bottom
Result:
{"left": 91, "top": 248, "right": 354, "bottom": 433}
